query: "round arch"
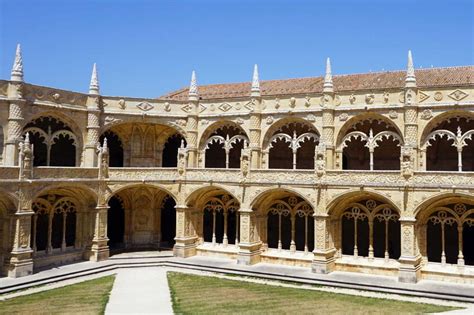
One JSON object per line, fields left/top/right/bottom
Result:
{"left": 106, "top": 184, "right": 178, "bottom": 251}
{"left": 335, "top": 112, "right": 403, "bottom": 147}
{"left": 414, "top": 193, "right": 474, "bottom": 266}
{"left": 262, "top": 117, "right": 320, "bottom": 150}
{"left": 327, "top": 189, "right": 401, "bottom": 217}
{"left": 22, "top": 110, "right": 83, "bottom": 143}
{"left": 198, "top": 120, "right": 249, "bottom": 151}
{"left": 419, "top": 110, "right": 474, "bottom": 145}
{"left": 186, "top": 185, "right": 241, "bottom": 247}
{"left": 107, "top": 183, "right": 178, "bottom": 205}
{"left": 250, "top": 187, "right": 314, "bottom": 212}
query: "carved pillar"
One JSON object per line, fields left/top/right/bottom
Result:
{"left": 398, "top": 217, "right": 422, "bottom": 283}
{"left": 174, "top": 205, "right": 198, "bottom": 258}
{"left": 404, "top": 68, "right": 419, "bottom": 169}
{"left": 312, "top": 213, "right": 336, "bottom": 274}
{"left": 322, "top": 107, "right": 335, "bottom": 169}
{"left": 88, "top": 183, "right": 109, "bottom": 261}
{"left": 84, "top": 105, "right": 101, "bottom": 167}
{"left": 5, "top": 82, "right": 25, "bottom": 166}
{"left": 237, "top": 209, "right": 261, "bottom": 265}
{"left": 186, "top": 99, "right": 199, "bottom": 167}
{"left": 249, "top": 100, "right": 262, "bottom": 169}
{"left": 8, "top": 185, "right": 34, "bottom": 277}
{"left": 89, "top": 204, "right": 109, "bottom": 261}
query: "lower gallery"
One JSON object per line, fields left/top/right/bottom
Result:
{"left": 0, "top": 47, "right": 473, "bottom": 285}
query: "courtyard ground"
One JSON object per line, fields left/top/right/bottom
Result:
{"left": 167, "top": 272, "right": 457, "bottom": 315}
{"left": 0, "top": 275, "right": 115, "bottom": 314}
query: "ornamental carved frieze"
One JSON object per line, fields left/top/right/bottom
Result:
{"left": 136, "top": 102, "right": 154, "bottom": 111}
{"left": 448, "top": 89, "right": 468, "bottom": 101}
{"left": 219, "top": 102, "right": 232, "bottom": 112}
{"left": 118, "top": 99, "right": 126, "bottom": 109}
{"left": 349, "top": 94, "right": 356, "bottom": 104}
{"left": 434, "top": 92, "right": 443, "bottom": 101}
{"left": 418, "top": 91, "right": 430, "bottom": 103}
{"left": 365, "top": 94, "right": 375, "bottom": 104}
{"left": 420, "top": 109, "right": 433, "bottom": 120}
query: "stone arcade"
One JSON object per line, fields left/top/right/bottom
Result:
{"left": 0, "top": 45, "right": 473, "bottom": 284}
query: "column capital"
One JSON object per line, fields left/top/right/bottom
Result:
{"left": 399, "top": 216, "right": 416, "bottom": 223}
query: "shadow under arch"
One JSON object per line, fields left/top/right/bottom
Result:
{"left": 327, "top": 189, "right": 401, "bottom": 260}
{"left": 106, "top": 184, "right": 178, "bottom": 251}
{"left": 186, "top": 185, "right": 241, "bottom": 246}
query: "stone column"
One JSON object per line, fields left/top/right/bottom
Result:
{"left": 4, "top": 84, "right": 25, "bottom": 166}
{"left": 186, "top": 114, "right": 199, "bottom": 168}
{"left": 89, "top": 205, "right": 109, "bottom": 261}
{"left": 312, "top": 213, "right": 336, "bottom": 274}
{"left": 174, "top": 205, "right": 198, "bottom": 258}
{"left": 322, "top": 108, "right": 335, "bottom": 169}
{"left": 237, "top": 209, "right": 261, "bottom": 265}
{"left": 398, "top": 217, "right": 422, "bottom": 283}
{"left": 249, "top": 100, "right": 262, "bottom": 169}
{"left": 8, "top": 186, "right": 34, "bottom": 277}
{"left": 84, "top": 106, "right": 101, "bottom": 167}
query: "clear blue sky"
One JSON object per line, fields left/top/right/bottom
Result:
{"left": 0, "top": 0, "right": 472, "bottom": 98}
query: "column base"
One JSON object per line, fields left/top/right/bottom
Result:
{"left": 88, "top": 241, "right": 109, "bottom": 262}
{"left": 398, "top": 255, "right": 422, "bottom": 283}
{"left": 311, "top": 249, "right": 336, "bottom": 274}
{"left": 8, "top": 253, "right": 33, "bottom": 278}
{"left": 174, "top": 237, "right": 197, "bottom": 258}
{"left": 237, "top": 242, "right": 261, "bottom": 265}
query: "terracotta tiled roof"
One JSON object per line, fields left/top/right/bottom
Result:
{"left": 159, "top": 66, "right": 474, "bottom": 101}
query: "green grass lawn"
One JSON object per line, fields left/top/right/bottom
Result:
{"left": 0, "top": 275, "right": 115, "bottom": 315}
{"left": 167, "top": 272, "right": 458, "bottom": 315}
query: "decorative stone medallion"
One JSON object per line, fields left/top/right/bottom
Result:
{"left": 136, "top": 102, "right": 154, "bottom": 111}
{"left": 448, "top": 89, "right": 468, "bottom": 101}
{"left": 219, "top": 103, "right": 232, "bottom": 112}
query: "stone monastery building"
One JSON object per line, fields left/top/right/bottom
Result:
{"left": 0, "top": 45, "right": 473, "bottom": 284}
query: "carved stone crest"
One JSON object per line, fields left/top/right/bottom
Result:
{"left": 137, "top": 102, "right": 154, "bottom": 111}
{"left": 420, "top": 109, "right": 433, "bottom": 120}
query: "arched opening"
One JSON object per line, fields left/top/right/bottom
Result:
{"left": 160, "top": 195, "right": 176, "bottom": 248}
{"left": 162, "top": 133, "right": 186, "bottom": 167}
{"left": 339, "top": 117, "right": 402, "bottom": 171}
{"left": 100, "top": 131, "right": 124, "bottom": 167}
{"left": 202, "top": 124, "right": 247, "bottom": 169}
{"left": 339, "top": 198, "right": 400, "bottom": 260}
{"left": 423, "top": 117, "right": 474, "bottom": 172}
{"left": 103, "top": 123, "right": 183, "bottom": 167}
{"left": 23, "top": 116, "right": 79, "bottom": 166}
{"left": 266, "top": 121, "right": 319, "bottom": 170}
{"left": 0, "top": 126, "right": 4, "bottom": 164}
{"left": 107, "top": 185, "right": 176, "bottom": 251}
{"left": 0, "top": 196, "right": 14, "bottom": 276}
{"left": 254, "top": 191, "right": 314, "bottom": 255}
{"left": 202, "top": 194, "right": 239, "bottom": 246}
{"left": 108, "top": 195, "right": 125, "bottom": 249}
{"left": 31, "top": 196, "right": 78, "bottom": 254}
{"left": 420, "top": 201, "right": 474, "bottom": 266}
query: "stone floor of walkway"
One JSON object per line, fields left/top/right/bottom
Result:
{"left": 105, "top": 267, "right": 173, "bottom": 315}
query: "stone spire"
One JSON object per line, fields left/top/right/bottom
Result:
{"left": 89, "top": 63, "right": 100, "bottom": 95}
{"left": 11, "top": 44, "right": 24, "bottom": 82}
{"left": 188, "top": 70, "right": 199, "bottom": 101}
{"left": 251, "top": 64, "right": 261, "bottom": 97}
{"left": 405, "top": 50, "right": 416, "bottom": 88}
{"left": 323, "top": 57, "right": 333, "bottom": 93}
